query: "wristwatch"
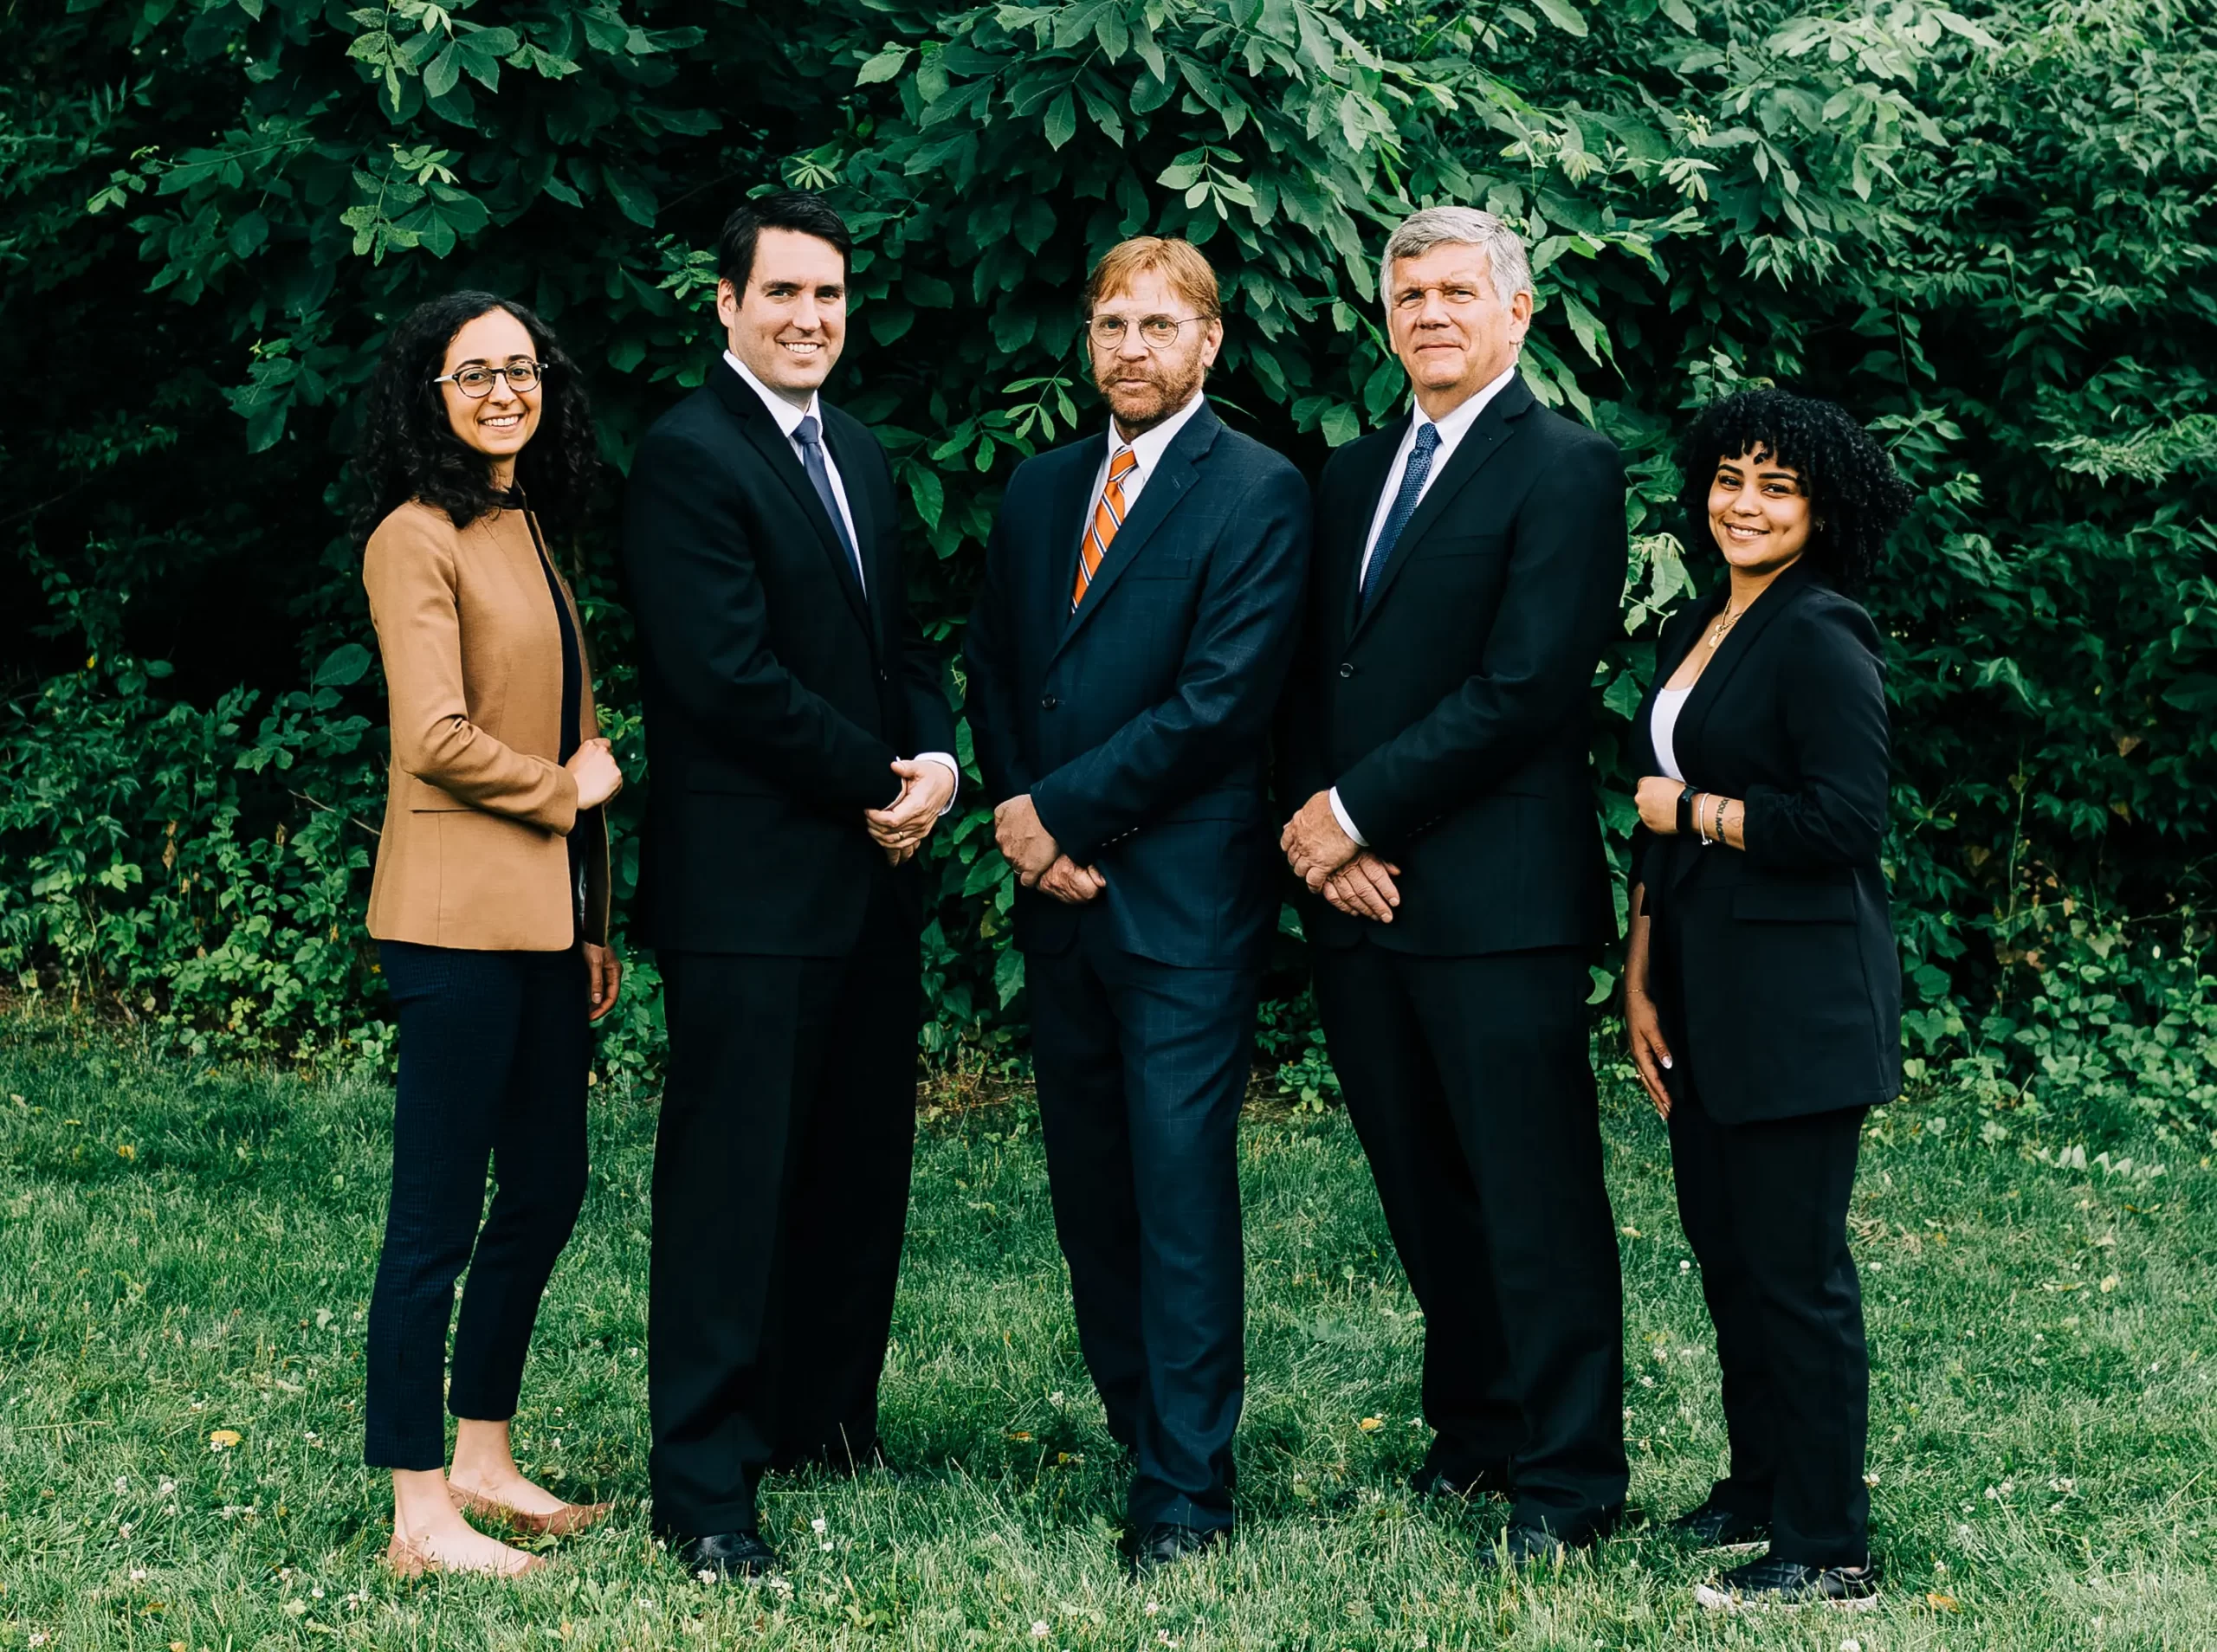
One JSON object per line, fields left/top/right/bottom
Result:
{"left": 1675, "top": 784, "right": 1697, "bottom": 836}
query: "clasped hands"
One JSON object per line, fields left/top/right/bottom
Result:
{"left": 865, "top": 757, "right": 957, "bottom": 866}
{"left": 1281, "top": 790, "right": 1400, "bottom": 924}
{"left": 992, "top": 794, "right": 1106, "bottom": 905}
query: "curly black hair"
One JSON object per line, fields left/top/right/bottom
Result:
{"left": 349, "top": 291, "right": 598, "bottom": 547}
{"left": 1673, "top": 388, "right": 1913, "bottom": 593}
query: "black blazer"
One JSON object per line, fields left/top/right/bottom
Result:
{"left": 1280, "top": 373, "right": 1626, "bottom": 956}
{"left": 622, "top": 358, "right": 956, "bottom": 956}
{"left": 965, "top": 401, "right": 1309, "bottom": 968}
{"left": 1628, "top": 559, "right": 1901, "bottom": 1123}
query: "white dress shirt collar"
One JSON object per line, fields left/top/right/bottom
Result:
{"left": 1100, "top": 390, "right": 1211, "bottom": 497}
{"left": 1406, "top": 362, "right": 1517, "bottom": 459}
{"left": 724, "top": 349, "right": 821, "bottom": 435}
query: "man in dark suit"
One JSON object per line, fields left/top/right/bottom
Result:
{"left": 622, "top": 192, "right": 959, "bottom": 1578}
{"left": 966, "top": 237, "right": 1308, "bottom": 1572}
{"left": 1278, "top": 206, "right": 1630, "bottom": 1566}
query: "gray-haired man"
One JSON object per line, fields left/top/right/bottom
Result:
{"left": 1277, "top": 206, "right": 1630, "bottom": 1565}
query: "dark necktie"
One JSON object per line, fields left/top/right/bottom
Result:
{"left": 793, "top": 415, "right": 863, "bottom": 592}
{"left": 1359, "top": 421, "right": 1442, "bottom": 608}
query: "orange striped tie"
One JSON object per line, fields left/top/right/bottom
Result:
{"left": 1072, "top": 447, "right": 1140, "bottom": 610}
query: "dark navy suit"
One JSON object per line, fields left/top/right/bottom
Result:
{"left": 966, "top": 398, "right": 1308, "bottom": 1533}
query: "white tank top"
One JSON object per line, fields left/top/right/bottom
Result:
{"left": 1651, "top": 686, "right": 1691, "bottom": 782}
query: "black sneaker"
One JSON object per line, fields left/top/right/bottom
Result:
{"left": 1667, "top": 1497, "right": 1771, "bottom": 1554}
{"left": 1694, "top": 1555, "right": 1883, "bottom": 1612}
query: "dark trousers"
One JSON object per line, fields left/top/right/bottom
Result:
{"left": 1667, "top": 1081, "right": 1870, "bottom": 1565}
{"left": 1026, "top": 915, "right": 1258, "bottom": 1533}
{"left": 364, "top": 941, "right": 590, "bottom": 1470}
{"left": 1312, "top": 940, "right": 1626, "bottom": 1537}
{"left": 648, "top": 877, "right": 919, "bottom": 1538}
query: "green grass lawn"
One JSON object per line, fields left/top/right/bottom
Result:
{"left": 3, "top": 1029, "right": 2215, "bottom": 1649}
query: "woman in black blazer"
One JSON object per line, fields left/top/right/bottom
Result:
{"left": 1622, "top": 389, "right": 1911, "bottom": 1612}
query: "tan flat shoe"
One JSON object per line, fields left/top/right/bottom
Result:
{"left": 384, "top": 1531, "right": 548, "bottom": 1578}
{"left": 449, "top": 1482, "right": 614, "bottom": 1539}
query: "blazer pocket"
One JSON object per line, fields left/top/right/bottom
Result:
{"left": 1731, "top": 883, "right": 1856, "bottom": 924}
{"left": 401, "top": 775, "right": 471, "bottom": 812}
{"left": 1412, "top": 532, "right": 1507, "bottom": 561}
{"left": 1128, "top": 553, "right": 1194, "bottom": 579}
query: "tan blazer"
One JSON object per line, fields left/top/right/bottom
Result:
{"left": 363, "top": 499, "right": 611, "bottom": 951}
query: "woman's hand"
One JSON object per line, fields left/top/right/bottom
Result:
{"left": 583, "top": 941, "right": 622, "bottom": 1023}
{"left": 1626, "top": 988, "right": 1674, "bottom": 1120}
{"left": 565, "top": 738, "right": 623, "bottom": 810}
{"left": 1635, "top": 775, "right": 1684, "bottom": 835}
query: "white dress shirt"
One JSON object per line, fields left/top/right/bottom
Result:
{"left": 1331, "top": 365, "right": 1520, "bottom": 847}
{"left": 722, "top": 350, "right": 958, "bottom": 811}
{"left": 1651, "top": 687, "right": 1691, "bottom": 783}
{"left": 1086, "top": 390, "right": 1212, "bottom": 523}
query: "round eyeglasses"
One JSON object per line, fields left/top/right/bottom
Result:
{"left": 432, "top": 358, "right": 546, "bottom": 397}
{"left": 1084, "top": 315, "right": 1210, "bottom": 351}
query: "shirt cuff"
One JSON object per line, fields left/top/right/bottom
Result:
{"left": 1328, "top": 786, "right": 1367, "bottom": 848}
{"left": 911, "top": 752, "right": 960, "bottom": 816}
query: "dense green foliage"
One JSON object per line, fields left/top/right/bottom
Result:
{"left": 3, "top": 0, "right": 2214, "bottom": 1127}
{"left": 4, "top": 1042, "right": 2215, "bottom": 1644}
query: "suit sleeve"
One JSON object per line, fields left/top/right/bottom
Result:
{"left": 1331, "top": 435, "right": 1626, "bottom": 855}
{"left": 1031, "top": 463, "right": 1312, "bottom": 861}
{"left": 1741, "top": 602, "right": 1891, "bottom": 870}
{"left": 622, "top": 425, "right": 901, "bottom": 810}
{"left": 364, "top": 512, "right": 578, "bottom": 834}
{"left": 962, "top": 494, "right": 1037, "bottom": 807}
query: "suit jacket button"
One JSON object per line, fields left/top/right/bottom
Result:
{"left": 1041, "top": 694, "right": 1058, "bottom": 710}
{"left": 1339, "top": 662, "right": 1355, "bottom": 679}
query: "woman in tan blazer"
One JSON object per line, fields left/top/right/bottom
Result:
{"left": 352, "top": 291, "right": 624, "bottom": 1578}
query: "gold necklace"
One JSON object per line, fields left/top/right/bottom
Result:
{"left": 1705, "top": 603, "right": 1746, "bottom": 650}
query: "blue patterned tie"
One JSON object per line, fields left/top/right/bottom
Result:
{"left": 1360, "top": 421, "right": 1442, "bottom": 609}
{"left": 793, "top": 415, "right": 864, "bottom": 591}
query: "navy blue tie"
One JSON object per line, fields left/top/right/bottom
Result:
{"left": 1360, "top": 421, "right": 1442, "bottom": 609}
{"left": 793, "top": 415, "right": 864, "bottom": 591}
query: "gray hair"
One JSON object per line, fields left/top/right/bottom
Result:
{"left": 1378, "top": 206, "right": 1533, "bottom": 307}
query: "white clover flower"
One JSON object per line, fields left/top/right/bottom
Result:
{"left": 1031, "top": 1622, "right": 1050, "bottom": 1638}
{"left": 114, "top": 1475, "right": 129, "bottom": 1494}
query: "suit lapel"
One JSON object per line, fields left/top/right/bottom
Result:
{"left": 820, "top": 412, "right": 887, "bottom": 655}
{"left": 1671, "top": 558, "right": 1819, "bottom": 779}
{"left": 710, "top": 360, "right": 872, "bottom": 638}
{"left": 1046, "top": 432, "right": 1110, "bottom": 637}
{"left": 1335, "top": 422, "right": 1407, "bottom": 643}
{"left": 1348, "top": 377, "right": 1535, "bottom": 647}
{"left": 1057, "top": 403, "right": 1223, "bottom": 655}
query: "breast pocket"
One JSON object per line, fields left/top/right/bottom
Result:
{"left": 1411, "top": 532, "right": 1507, "bottom": 562}
{"left": 1128, "top": 552, "right": 1194, "bottom": 581}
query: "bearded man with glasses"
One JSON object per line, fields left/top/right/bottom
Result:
{"left": 966, "top": 236, "right": 1309, "bottom": 1573}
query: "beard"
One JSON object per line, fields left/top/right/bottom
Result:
{"left": 1094, "top": 353, "right": 1206, "bottom": 435}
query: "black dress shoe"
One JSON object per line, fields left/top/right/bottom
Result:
{"left": 1409, "top": 1459, "right": 1514, "bottom": 1501}
{"left": 1668, "top": 1496, "right": 1771, "bottom": 1554}
{"left": 1475, "top": 1510, "right": 1617, "bottom": 1572}
{"left": 1125, "top": 1521, "right": 1225, "bottom": 1576}
{"left": 1694, "top": 1554, "right": 1883, "bottom": 1612}
{"left": 779, "top": 1436, "right": 901, "bottom": 1481}
{"left": 672, "top": 1529, "right": 779, "bottom": 1578}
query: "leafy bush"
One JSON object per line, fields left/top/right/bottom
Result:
{"left": 3, "top": 1, "right": 2214, "bottom": 1131}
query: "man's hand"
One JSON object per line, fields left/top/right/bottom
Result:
{"left": 1037, "top": 855, "right": 1106, "bottom": 905}
{"left": 993, "top": 793, "right": 1061, "bottom": 886}
{"left": 865, "top": 757, "right": 958, "bottom": 854}
{"left": 582, "top": 941, "right": 623, "bottom": 1023}
{"left": 1281, "top": 789, "right": 1360, "bottom": 890}
{"left": 1322, "top": 853, "right": 1401, "bottom": 923}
